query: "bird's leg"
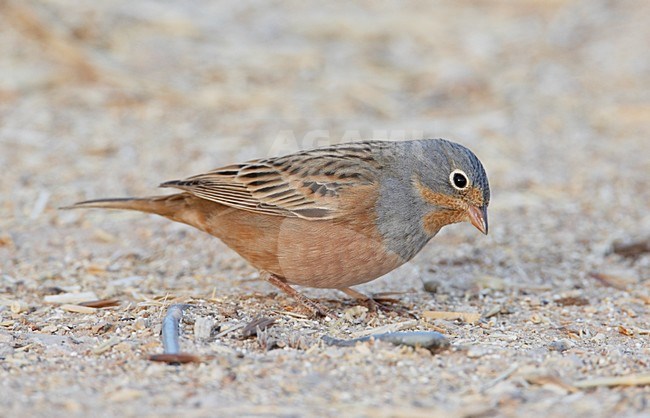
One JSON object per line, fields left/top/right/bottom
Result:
{"left": 261, "top": 272, "right": 333, "bottom": 319}
{"left": 339, "top": 287, "right": 390, "bottom": 314}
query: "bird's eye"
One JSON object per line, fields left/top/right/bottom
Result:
{"left": 450, "top": 169, "right": 469, "bottom": 190}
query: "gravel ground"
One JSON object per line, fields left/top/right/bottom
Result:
{"left": 1, "top": 1, "right": 649, "bottom": 417}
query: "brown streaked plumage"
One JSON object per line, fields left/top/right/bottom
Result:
{"left": 65, "top": 139, "right": 490, "bottom": 316}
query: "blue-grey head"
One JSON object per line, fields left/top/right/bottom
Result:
{"left": 376, "top": 138, "right": 490, "bottom": 261}
{"left": 410, "top": 138, "right": 490, "bottom": 236}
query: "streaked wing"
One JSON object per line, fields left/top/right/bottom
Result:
{"left": 160, "top": 142, "right": 385, "bottom": 220}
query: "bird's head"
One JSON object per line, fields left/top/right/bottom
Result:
{"left": 412, "top": 139, "right": 490, "bottom": 236}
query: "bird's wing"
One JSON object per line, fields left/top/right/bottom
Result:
{"left": 160, "top": 142, "right": 384, "bottom": 220}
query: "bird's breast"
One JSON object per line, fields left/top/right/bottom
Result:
{"left": 199, "top": 201, "right": 406, "bottom": 289}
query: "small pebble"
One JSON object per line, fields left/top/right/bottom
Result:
{"left": 41, "top": 325, "right": 58, "bottom": 334}
{"left": 548, "top": 339, "right": 574, "bottom": 352}
{"left": 466, "top": 346, "right": 489, "bottom": 358}
{"left": 10, "top": 301, "right": 28, "bottom": 314}
{"left": 194, "top": 316, "right": 216, "bottom": 341}
{"left": 423, "top": 280, "right": 440, "bottom": 293}
{"left": 133, "top": 317, "right": 147, "bottom": 331}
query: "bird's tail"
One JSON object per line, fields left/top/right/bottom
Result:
{"left": 61, "top": 193, "right": 202, "bottom": 225}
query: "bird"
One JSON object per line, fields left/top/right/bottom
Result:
{"left": 65, "top": 139, "right": 490, "bottom": 316}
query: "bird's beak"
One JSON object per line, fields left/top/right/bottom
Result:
{"left": 468, "top": 205, "right": 488, "bottom": 235}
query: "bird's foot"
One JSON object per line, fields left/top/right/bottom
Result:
{"left": 339, "top": 287, "right": 397, "bottom": 314}
{"left": 261, "top": 272, "right": 334, "bottom": 319}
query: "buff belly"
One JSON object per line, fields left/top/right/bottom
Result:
{"left": 199, "top": 202, "right": 405, "bottom": 289}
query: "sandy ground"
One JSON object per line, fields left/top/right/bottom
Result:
{"left": 1, "top": 1, "right": 649, "bottom": 417}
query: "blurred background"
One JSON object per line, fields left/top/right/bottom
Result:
{"left": 0, "top": 1, "right": 649, "bottom": 415}
{"left": 1, "top": 0, "right": 648, "bottom": 205}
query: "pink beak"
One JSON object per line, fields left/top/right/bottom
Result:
{"left": 468, "top": 205, "right": 488, "bottom": 235}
